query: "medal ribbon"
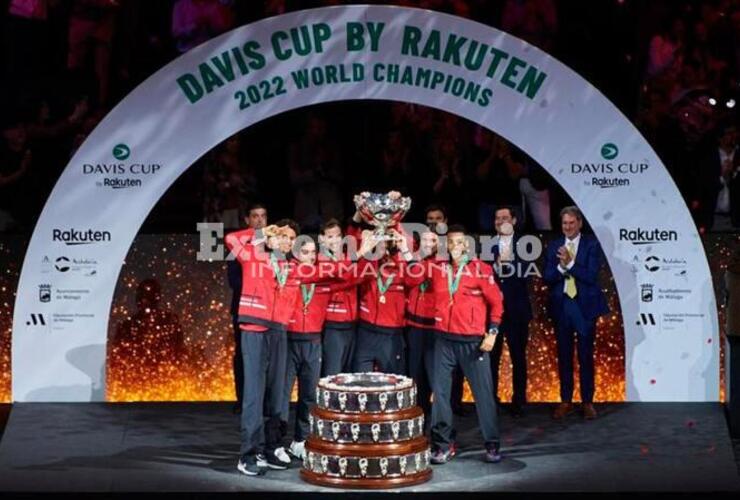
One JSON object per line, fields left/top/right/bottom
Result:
{"left": 301, "top": 284, "right": 316, "bottom": 308}
{"left": 446, "top": 256, "right": 469, "bottom": 301}
{"left": 377, "top": 273, "right": 395, "bottom": 296}
{"left": 270, "top": 253, "right": 288, "bottom": 288}
{"left": 322, "top": 249, "right": 338, "bottom": 261}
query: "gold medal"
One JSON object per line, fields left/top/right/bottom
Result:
{"left": 379, "top": 295, "right": 387, "bottom": 304}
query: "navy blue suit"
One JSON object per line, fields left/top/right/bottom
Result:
{"left": 543, "top": 234, "right": 608, "bottom": 403}
{"left": 490, "top": 236, "right": 533, "bottom": 406}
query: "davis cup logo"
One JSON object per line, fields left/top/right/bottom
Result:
{"left": 112, "top": 144, "right": 130, "bottom": 161}
{"left": 600, "top": 143, "right": 619, "bottom": 160}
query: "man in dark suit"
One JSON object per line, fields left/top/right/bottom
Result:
{"left": 489, "top": 207, "right": 533, "bottom": 417}
{"left": 543, "top": 206, "right": 608, "bottom": 420}
{"left": 227, "top": 202, "right": 268, "bottom": 414}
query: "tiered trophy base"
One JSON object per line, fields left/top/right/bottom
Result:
{"left": 300, "top": 436, "right": 432, "bottom": 489}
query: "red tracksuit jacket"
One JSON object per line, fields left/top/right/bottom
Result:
{"left": 287, "top": 282, "right": 350, "bottom": 338}
{"left": 405, "top": 257, "right": 437, "bottom": 329}
{"left": 358, "top": 254, "right": 418, "bottom": 334}
{"left": 410, "top": 257, "right": 504, "bottom": 337}
{"left": 225, "top": 228, "right": 352, "bottom": 332}
{"left": 318, "top": 251, "right": 358, "bottom": 329}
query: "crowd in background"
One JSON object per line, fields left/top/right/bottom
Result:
{"left": 1, "top": 0, "right": 738, "bottom": 234}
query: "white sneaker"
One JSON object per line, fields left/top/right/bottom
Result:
{"left": 274, "top": 447, "right": 292, "bottom": 465}
{"left": 289, "top": 440, "right": 306, "bottom": 460}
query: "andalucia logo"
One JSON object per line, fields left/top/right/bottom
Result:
{"left": 600, "top": 143, "right": 618, "bottom": 160}
{"left": 113, "top": 144, "right": 131, "bottom": 161}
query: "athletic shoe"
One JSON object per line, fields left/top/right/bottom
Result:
{"left": 430, "top": 442, "right": 457, "bottom": 464}
{"left": 258, "top": 449, "right": 289, "bottom": 470}
{"left": 485, "top": 444, "right": 502, "bottom": 463}
{"left": 275, "top": 447, "right": 291, "bottom": 464}
{"left": 237, "top": 454, "right": 263, "bottom": 476}
{"left": 289, "top": 440, "right": 305, "bottom": 460}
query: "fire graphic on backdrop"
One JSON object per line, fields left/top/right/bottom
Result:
{"left": 105, "top": 235, "right": 625, "bottom": 403}
{"left": 0, "top": 234, "right": 734, "bottom": 403}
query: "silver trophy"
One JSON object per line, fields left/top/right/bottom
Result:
{"left": 321, "top": 455, "right": 329, "bottom": 473}
{"left": 379, "top": 457, "right": 389, "bottom": 477}
{"left": 351, "top": 422, "right": 360, "bottom": 442}
{"left": 353, "top": 192, "right": 411, "bottom": 241}
{"left": 338, "top": 392, "right": 347, "bottom": 411}
{"left": 339, "top": 457, "right": 348, "bottom": 477}
{"left": 399, "top": 456, "right": 408, "bottom": 475}
{"left": 359, "top": 458, "right": 369, "bottom": 477}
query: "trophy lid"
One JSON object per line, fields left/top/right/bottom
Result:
{"left": 319, "top": 372, "right": 413, "bottom": 392}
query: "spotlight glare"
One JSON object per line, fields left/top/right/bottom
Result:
{"left": 708, "top": 98, "right": 717, "bottom": 106}
{"left": 726, "top": 99, "right": 736, "bottom": 109}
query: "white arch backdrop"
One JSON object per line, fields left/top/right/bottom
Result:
{"left": 11, "top": 5, "right": 718, "bottom": 402}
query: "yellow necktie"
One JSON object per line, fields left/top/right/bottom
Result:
{"left": 565, "top": 241, "right": 577, "bottom": 299}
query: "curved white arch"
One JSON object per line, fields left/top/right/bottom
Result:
{"left": 12, "top": 5, "right": 718, "bottom": 401}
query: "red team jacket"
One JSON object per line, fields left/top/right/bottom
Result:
{"left": 405, "top": 259, "right": 437, "bottom": 329}
{"left": 287, "top": 282, "right": 348, "bottom": 338}
{"left": 225, "top": 228, "right": 351, "bottom": 332}
{"left": 410, "top": 257, "right": 504, "bottom": 338}
{"left": 318, "top": 251, "right": 358, "bottom": 329}
{"left": 357, "top": 254, "right": 418, "bottom": 333}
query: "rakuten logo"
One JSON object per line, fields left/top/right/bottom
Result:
{"left": 619, "top": 228, "right": 678, "bottom": 245}
{"left": 52, "top": 228, "right": 112, "bottom": 246}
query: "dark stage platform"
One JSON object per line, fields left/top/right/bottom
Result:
{"left": 0, "top": 402, "right": 738, "bottom": 492}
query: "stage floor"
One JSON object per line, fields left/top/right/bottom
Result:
{"left": 0, "top": 402, "right": 738, "bottom": 492}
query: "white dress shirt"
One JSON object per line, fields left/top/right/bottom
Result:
{"left": 498, "top": 234, "right": 514, "bottom": 261}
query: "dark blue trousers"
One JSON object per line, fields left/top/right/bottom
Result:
{"left": 232, "top": 318, "right": 243, "bottom": 405}
{"left": 430, "top": 335, "right": 499, "bottom": 452}
{"left": 352, "top": 324, "right": 405, "bottom": 374}
{"left": 282, "top": 337, "right": 321, "bottom": 442}
{"left": 405, "top": 327, "right": 434, "bottom": 414}
{"left": 239, "top": 328, "right": 287, "bottom": 457}
{"left": 490, "top": 315, "right": 529, "bottom": 405}
{"left": 555, "top": 297, "right": 596, "bottom": 403}
{"left": 321, "top": 325, "right": 356, "bottom": 376}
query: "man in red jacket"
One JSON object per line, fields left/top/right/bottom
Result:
{"left": 411, "top": 224, "right": 504, "bottom": 465}
{"left": 282, "top": 236, "right": 361, "bottom": 461}
{"left": 318, "top": 218, "right": 358, "bottom": 376}
{"left": 351, "top": 229, "right": 417, "bottom": 375}
{"left": 405, "top": 229, "right": 439, "bottom": 415}
{"left": 226, "top": 219, "right": 377, "bottom": 476}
